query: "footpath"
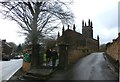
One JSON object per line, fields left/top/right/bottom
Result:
{"left": 103, "top": 53, "right": 119, "bottom": 77}
{"left": 9, "top": 59, "right": 62, "bottom": 80}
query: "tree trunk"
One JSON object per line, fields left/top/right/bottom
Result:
{"left": 31, "top": 44, "right": 40, "bottom": 67}
{"left": 30, "top": 4, "right": 41, "bottom": 67}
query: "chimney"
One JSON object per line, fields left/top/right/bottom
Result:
{"left": 73, "top": 24, "right": 76, "bottom": 31}
{"left": 62, "top": 25, "right": 65, "bottom": 35}
{"left": 58, "top": 32, "right": 60, "bottom": 38}
{"left": 2, "top": 39, "right": 6, "bottom": 42}
{"left": 68, "top": 25, "right": 70, "bottom": 29}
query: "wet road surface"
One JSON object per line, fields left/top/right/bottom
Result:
{"left": 50, "top": 52, "right": 118, "bottom": 80}
{"left": 0, "top": 59, "right": 23, "bottom": 81}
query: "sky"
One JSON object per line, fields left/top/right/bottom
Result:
{"left": 0, "top": 0, "right": 119, "bottom": 45}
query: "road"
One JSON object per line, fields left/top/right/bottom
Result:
{"left": 50, "top": 52, "right": 118, "bottom": 80}
{"left": 0, "top": 59, "right": 23, "bottom": 82}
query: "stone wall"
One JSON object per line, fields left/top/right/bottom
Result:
{"left": 68, "top": 47, "right": 89, "bottom": 65}
{"left": 106, "top": 41, "right": 118, "bottom": 61}
{"left": 86, "top": 38, "right": 99, "bottom": 52}
{"left": 106, "top": 33, "right": 120, "bottom": 61}
{"left": 58, "top": 44, "right": 90, "bottom": 69}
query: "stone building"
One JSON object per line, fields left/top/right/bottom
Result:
{"left": 106, "top": 33, "right": 120, "bottom": 61}
{"left": 57, "top": 19, "right": 99, "bottom": 68}
{"left": 2, "top": 40, "right": 12, "bottom": 55}
{"left": 1, "top": 40, "right": 13, "bottom": 60}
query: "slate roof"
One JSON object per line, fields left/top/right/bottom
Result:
{"left": 57, "top": 29, "right": 97, "bottom": 47}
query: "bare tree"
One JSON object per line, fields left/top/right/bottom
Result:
{"left": 0, "top": 0, "right": 74, "bottom": 66}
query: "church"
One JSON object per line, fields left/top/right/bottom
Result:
{"left": 57, "top": 19, "right": 99, "bottom": 66}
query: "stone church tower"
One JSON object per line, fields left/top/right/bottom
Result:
{"left": 82, "top": 19, "right": 93, "bottom": 39}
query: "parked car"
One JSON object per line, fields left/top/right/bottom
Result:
{"left": 14, "top": 55, "right": 23, "bottom": 59}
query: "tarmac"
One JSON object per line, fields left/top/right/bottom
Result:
{"left": 8, "top": 53, "right": 118, "bottom": 81}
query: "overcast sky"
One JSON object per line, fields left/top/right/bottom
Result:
{"left": 0, "top": 0, "right": 119, "bottom": 45}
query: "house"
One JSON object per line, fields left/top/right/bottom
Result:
{"left": 1, "top": 40, "right": 12, "bottom": 60}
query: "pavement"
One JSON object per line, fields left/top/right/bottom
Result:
{"left": 9, "top": 60, "right": 59, "bottom": 80}
{"left": 103, "top": 53, "right": 119, "bottom": 81}
{"left": 9, "top": 68, "right": 23, "bottom": 80}
{"left": 9, "top": 68, "right": 55, "bottom": 80}
{"left": 8, "top": 52, "right": 118, "bottom": 81}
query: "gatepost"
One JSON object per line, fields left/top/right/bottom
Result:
{"left": 58, "top": 43, "right": 69, "bottom": 70}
